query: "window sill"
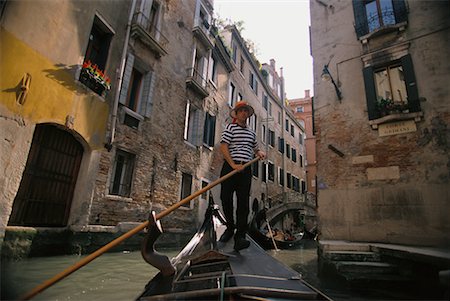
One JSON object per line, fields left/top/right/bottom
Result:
{"left": 369, "top": 111, "right": 423, "bottom": 129}
{"left": 359, "top": 21, "right": 407, "bottom": 44}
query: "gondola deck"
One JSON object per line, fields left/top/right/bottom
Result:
{"left": 137, "top": 202, "right": 330, "bottom": 300}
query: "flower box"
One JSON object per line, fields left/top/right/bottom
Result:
{"left": 80, "top": 60, "right": 111, "bottom": 96}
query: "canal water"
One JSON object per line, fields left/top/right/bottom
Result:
{"left": 1, "top": 242, "right": 421, "bottom": 300}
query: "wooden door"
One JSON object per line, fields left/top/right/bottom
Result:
{"left": 8, "top": 124, "right": 83, "bottom": 226}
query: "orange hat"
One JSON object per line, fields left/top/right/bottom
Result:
{"left": 230, "top": 101, "right": 255, "bottom": 118}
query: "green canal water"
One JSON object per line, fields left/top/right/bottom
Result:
{"left": 1, "top": 242, "right": 429, "bottom": 300}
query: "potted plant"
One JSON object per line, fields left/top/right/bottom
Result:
{"left": 376, "top": 97, "right": 391, "bottom": 116}
{"left": 80, "top": 60, "right": 111, "bottom": 95}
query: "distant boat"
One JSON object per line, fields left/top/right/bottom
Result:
{"left": 137, "top": 200, "right": 331, "bottom": 300}
{"left": 249, "top": 210, "right": 306, "bottom": 250}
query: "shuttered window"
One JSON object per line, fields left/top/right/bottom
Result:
{"left": 363, "top": 54, "right": 420, "bottom": 120}
{"left": 119, "top": 53, "right": 156, "bottom": 118}
{"left": 353, "top": 0, "right": 408, "bottom": 38}
{"left": 203, "top": 112, "right": 216, "bottom": 147}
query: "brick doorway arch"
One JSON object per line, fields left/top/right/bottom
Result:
{"left": 8, "top": 124, "right": 83, "bottom": 227}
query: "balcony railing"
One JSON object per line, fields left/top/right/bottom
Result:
{"left": 186, "top": 67, "right": 209, "bottom": 98}
{"left": 131, "top": 11, "right": 168, "bottom": 57}
{"left": 192, "top": 19, "right": 214, "bottom": 49}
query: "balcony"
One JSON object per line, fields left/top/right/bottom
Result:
{"left": 192, "top": 19, "right": 214, "bottom": 49}
{"left": 186, "top": 67, "right": 209, "bottom": 98}
{"left": 131, "top": 12, "right": 168, "bottom": 58}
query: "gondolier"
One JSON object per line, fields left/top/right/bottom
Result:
{"left": 219, "top": 101, "right": 266, "bottom": 251}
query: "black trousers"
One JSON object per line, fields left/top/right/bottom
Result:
{"left": 220, "top": 161, "right": 252, "bottom": 238}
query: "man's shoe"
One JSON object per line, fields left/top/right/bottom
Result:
{"left": 234, "top": 237, "right": 250, "bottom": 251}
{"left": 219, "top": 228, "right": 234, "bottom": 242}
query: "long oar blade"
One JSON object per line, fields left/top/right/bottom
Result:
{"left": 20, "top": 157, "right": 259, "bottom": 300}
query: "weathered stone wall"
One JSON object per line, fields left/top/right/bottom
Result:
{"left": 311, "top": 0, "right": 450, "bottom": 246}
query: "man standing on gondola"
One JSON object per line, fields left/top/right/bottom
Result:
{"left": 219, "top": 101, "right": 266, "bottom": 251}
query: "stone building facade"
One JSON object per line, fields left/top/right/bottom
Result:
{"left": 288, "top": 90, "right": 317, "bottom": 195}
{"left": 1, "top": 0, "right": 306, "bottom": 255}
{"left": 310, "top": 0, "right": 449, "bottom": 246}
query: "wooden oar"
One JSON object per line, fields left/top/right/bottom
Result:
{"left": 266, "top": 218, "right": 279, "bottom": 251}
{"left": 20, "top": 157, "right": 260, "bottom": 300}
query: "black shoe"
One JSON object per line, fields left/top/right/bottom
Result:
{"left": 234, "top": 237, "right": 250, "bottom": 251}
{"left": 219, "top": 228, "right": 234, "bottom": 242}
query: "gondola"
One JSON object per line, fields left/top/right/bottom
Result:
{"left": 137, "top": 199, "right": 330, "bottom": 300}
{"left": 249, "top": 209, "right": 305, "bottom": 250}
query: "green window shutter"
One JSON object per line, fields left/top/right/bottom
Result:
{"left": 393, "top": 0, "right": 408, "bottom": 24}
{"left": 401, "top": 54, "right": 420, "bottom": 112}
{"left": 119, "top": 53, "right": 135, "bottom": 105}
{"left": 363, "top": 66, "right": 379, "bottom": 120}
{"left": 352, "top": 0, "right": 368, "bottom": 38}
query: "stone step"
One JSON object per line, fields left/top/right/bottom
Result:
{"left": 342, "top": 271, "right": 413, "bottom": 283}
{"left": 320, "top": 240, "right": 372, "bottom": 252}
{"left": 325, "top": 251, "right": 380, "bottom": 262}
{"left": 335, "top": 261, "right": 398, "bottom": 275}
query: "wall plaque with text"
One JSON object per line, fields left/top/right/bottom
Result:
{"left": 378, "top": 120, "right": 417, "bottom": 137}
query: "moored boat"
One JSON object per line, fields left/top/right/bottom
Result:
{"left": 137, "top": 200, "right": 331, "bottom": 300}
{"left": 249, "top": 208, "right": 306, "bottom": 250}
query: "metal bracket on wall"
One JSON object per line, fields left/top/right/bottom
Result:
{"left": 328, "top": 144, "right": 345, "bottom": 157}
{"left": 17, "top": 73, "right": 32, "bottom": 105}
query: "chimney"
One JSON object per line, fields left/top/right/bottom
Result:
{"left": 270, "top": 59, "right": 276, "bottom": 69}
{"left": 305, "top": 89, "right": 310, "bottom": 98}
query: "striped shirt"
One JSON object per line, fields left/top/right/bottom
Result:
{"left": 221, "top": 123, "right": 258, "bottom": 163}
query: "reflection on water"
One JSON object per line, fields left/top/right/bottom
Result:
{"left": 2, "top": 242, "right": 421, "bottom": 301}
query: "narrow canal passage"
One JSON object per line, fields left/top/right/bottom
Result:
{"left": 1, "top": 242, "right": 426, "bottom": 300}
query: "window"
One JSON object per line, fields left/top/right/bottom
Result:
{"left": 299, "top": 133, "right": 304, "bottom": 145}
{"left": 119, "top": 53, "right": 156, "bottom": 118}
{"left": 228, "top": 82, "right": 236, "bottom": 107}
{"left": 261, "top": 124, "right": 266, "bottom": 144}
{"left": 299, "top": 154, "right": 303, "bottom": 167}
{"left": 209, "top": 55, "right": 218, "bottom": 84}
{"left": 238, "top": 93, "right": 243, "bottom": 102}
{"left": 248, "top": 114, "right": 257, "bottom": 132}
{"left": 292, "top": 176, "right": 300, "bottom": 192}
{"left": 262, "top": 162, "right": 267, "bottom": 183}
{"left": 184, "top": 100, "right": 202, "bottom": 146}
{"left": 292, "top": 148, "right": 297, "bottom": 163}
{"left": 110, "top": 149, "right": 135, "bottom": 197}
{"left": 200, "top": 179, "right": 211, "bottom": 203}
{"left": 252, "top": 161, "right": 259, "bottom": 178}
{"left": 180, "top": 173, "right": 193, "bottom": 208}
{"left": 278, "top": 168, "right": 284, "bottom": 186}
{"left": 290, "top": 125, "right": 294, "bottom": 137}
{"left": 269, "top": 130, "right": 275, "bottom": 147}
{"left": 286, "top": 143, "right": 290, "bottom": 159}
{"left": 148, "top": 0, "right": 160, "bottom": 33}
{"left": 353, "top": 0, "right": 407, "bottom": 38}
{"left": 81, "top": 16, "right": 113, "bottom": 95}
{"left": 126, "top": 68, "right": 143, "bottom": 111}
{"left": 277, "top": 111, "right": 281, "bottom": 124}
{"left": 278, "top": 137, "right": 284, "bottom": 153}
{"left": 203, "top": 112, "right": 216, "bottom": 147}
{"left": 363, "top": 54, "right": 420, "bottom": 120}
{"left": 285, "top": 119, "right": 289, "bottom": 131}
{"left": 240, "top": 56, "right": 245, "bottom": 74}
{"left": 268, "top": 162, "right": 275, "bottom": 182}
{"left": 262, "top": 94, "right": 268, "bottom": 110}
{"left": 301, "top": 180, "right": 306, "bottom": 194}
{"left": 296, "top": 106, "right": 304, "bottom": 113}
{"left": 286, "top": 172, "right": 292, "bottom": 189}
{"left": 249, "top": 71, "right": 258, "bottom": 94}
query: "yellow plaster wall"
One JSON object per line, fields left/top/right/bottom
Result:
{"left": 0, "top": 29, "right": 109, "bottom": 150}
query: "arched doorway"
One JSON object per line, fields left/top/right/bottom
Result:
{"left": 8, "top": 124, "right": 83, "bottom": 227}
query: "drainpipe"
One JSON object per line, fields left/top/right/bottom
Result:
{"left": 105, "top": 0, "right": 137, "bottom": 151}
